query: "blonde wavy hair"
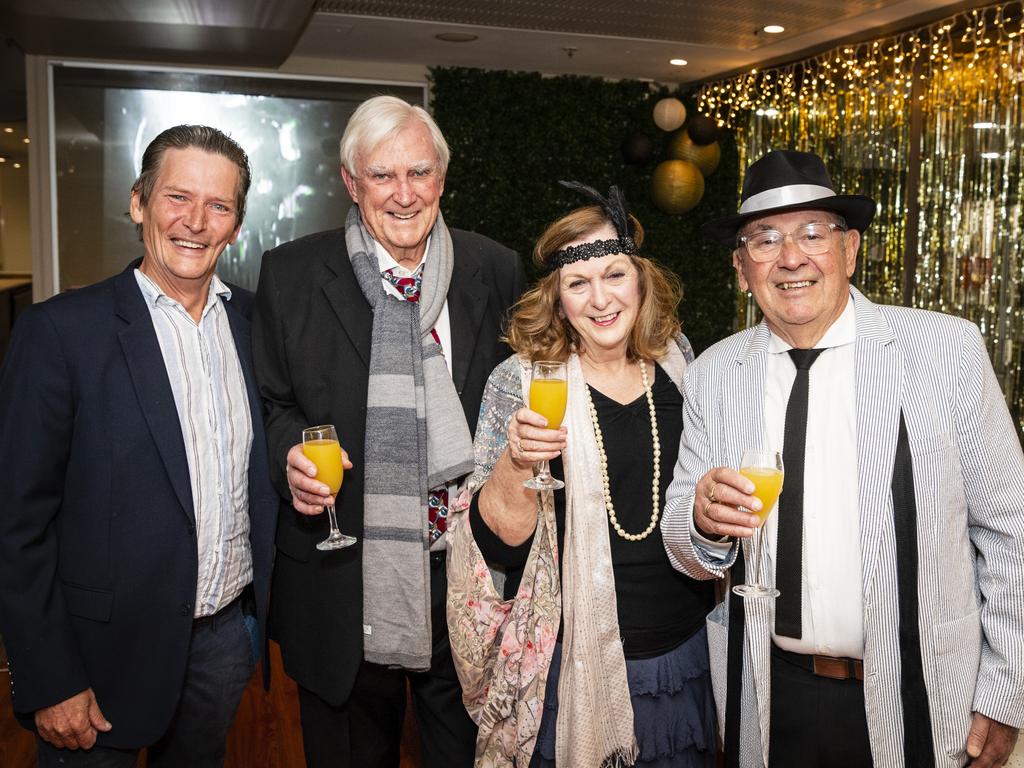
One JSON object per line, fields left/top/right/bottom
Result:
{"left": 505, "top": 205, "right": 683, "bottom": 362}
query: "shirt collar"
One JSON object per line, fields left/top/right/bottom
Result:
{"left": 767, "top": 290, "right": 856, "bottom": 354}
{"left": 134, "top": 269, "right": 231, "bottom": 315}
{"left": 374, "top": 235, "right": 431, "bottom": 277}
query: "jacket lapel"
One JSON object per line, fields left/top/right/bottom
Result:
{"left": 114, "top": 265, "right": 194, "bottom": 523}
{"left": 851, "top": 288, "right": 902, "bottom": 601}
{"left": 727, "top": 325, "right": 775, "bottom": 764}
{"left": 447, "top": 254, "right": 489, "bottom": 393}
{"left": 321, "top": 248, "right": 373, "bottom": 369}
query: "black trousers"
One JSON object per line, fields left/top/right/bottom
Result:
{"left": 767, "top": 646, "right": 873, "bottom": 768}
{"left": 298, "top": 552, "right": 477, "bottom": 768}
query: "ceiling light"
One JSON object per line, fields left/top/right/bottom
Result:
{"left": 0, "top": 157, "right": 6, "bottom": 163}
{"left": 670, "top": 58, "right": 688, "bottom": 66}
{"left": 763, "top": 25, "right": 785, "bottom": 34}
{"left": 981, "top": 152, "right": 1001, "bottom": 159}
{"left": 12, "top": 162, "right": 21, "bottom": 168}
{"left": 22, "top": 137, "right": 30, "bottom": 144}
{"left": 435, "top": 32, "right": 478, "bottom": 43}
{"left": 2, "top": 127, "right": 12, "bottom": 134}
{"left": 973, "top": 121, "right": 997, "bottom": 129}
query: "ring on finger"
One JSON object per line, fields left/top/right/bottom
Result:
{"left": 708, "top": 483, "right": 719, "bottom": 503}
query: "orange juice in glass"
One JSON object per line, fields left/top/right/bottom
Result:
{"left": 302, "top": 425, "right": 355, "bottom": 550}
{"left": 739, "top": 466, "right": 784, "bottom": 524}
{"left": 524, "top": 360, "right": 567, "bottom": 491}
{"left": 732, "top": 449, "right": 784, "bottom": 598}
{"left": 529, "top": 378, "right": 568, "bottom": 429}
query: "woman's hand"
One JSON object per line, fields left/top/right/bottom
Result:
{"left": 506, "top": 407, "right": 567, "bottom": 471}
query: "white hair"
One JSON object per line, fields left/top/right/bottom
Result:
{"left": 339, "top": 95, "right": 450, "bottom": 178}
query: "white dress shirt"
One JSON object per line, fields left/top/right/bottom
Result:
{"left": 135, "top": 270, "right": 254, "bottom": 618}
{"left": 764, "top": 296, "right": 863, "bottom": 659}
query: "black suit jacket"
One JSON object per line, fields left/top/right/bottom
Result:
{"left": 0, "top": 264, "right": 278, "bottom": 746}
{"left": 253, "top": 227, "right": 525, "bottom": 705}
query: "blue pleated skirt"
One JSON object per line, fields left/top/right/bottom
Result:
{"left": 529, "top": 626, "right": 716, "bottom": 768}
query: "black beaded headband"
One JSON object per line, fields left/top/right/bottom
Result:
{"left": 548, "top": 181, "right": 641, "bottom": 271}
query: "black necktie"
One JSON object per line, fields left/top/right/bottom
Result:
{"left": 775, "top": 347, "right": 825, "bottom": 638}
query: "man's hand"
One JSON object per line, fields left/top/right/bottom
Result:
{"left": 966, "top": 711, "right": 1019, "bottom": 766}
{"left": 286, "top": 443, "right": 353, "bottom": 516}
{"left": 693, "top": 467, "right": 762, "bottom": 539}
{"left": 35, "top": 688, "right": 111, "bottom": 750}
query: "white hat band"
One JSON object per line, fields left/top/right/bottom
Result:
{"left": 739, "top": 184, "right": 837, "bottom": 215}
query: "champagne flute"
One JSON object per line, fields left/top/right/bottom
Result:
{"left": 523, "top": 360, "right": 567, "bottom": 491}
{"left": 732, "top": 449, "right": 784, "bottom": 598}
{"left": 303, "top": 425, "right": 356, "bottom": 551}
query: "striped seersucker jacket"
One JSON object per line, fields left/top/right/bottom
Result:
{"left": 661, "top": 287, "right": 1024, "bottom": 768}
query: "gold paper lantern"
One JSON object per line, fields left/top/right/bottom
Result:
{"left": 651, "top": 160, "right": 704, "bottom": 215}
{"left": 653, "top": 97, "right": 687, "bottom": 132}
{"left": 666, "top": 131, "right": 721, "bottom": 176}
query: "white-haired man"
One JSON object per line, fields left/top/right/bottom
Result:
{"left": 253, "top": 95, "right": 526, "bottom": 767}
{"left": 662, "top": 149, "right": 1024, "bottom": 768}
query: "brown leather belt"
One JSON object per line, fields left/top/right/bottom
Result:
{"left": 772, "top": 644, "right": 864, "bottom": 681}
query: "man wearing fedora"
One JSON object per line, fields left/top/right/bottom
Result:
{"left": 662, "top": 149, "right": 1024, "bottom": 767}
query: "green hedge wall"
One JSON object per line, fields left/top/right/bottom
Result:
{"left": 429, "top": 67, "right": 740, "bottom": 354}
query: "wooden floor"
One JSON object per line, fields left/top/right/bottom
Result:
{"left": 1, "top": 643, "right": 423, "bottom": 767}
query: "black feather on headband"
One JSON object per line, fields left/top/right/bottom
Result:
{"left": 550, "top": 181, "right": 639, "bottom": 270}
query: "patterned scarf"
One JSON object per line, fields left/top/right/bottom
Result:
{"left": 346, "top": 205, "right": 474, "bottom": 669}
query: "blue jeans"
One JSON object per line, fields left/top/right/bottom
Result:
{"left": 37, "top": 598, "right": 255, "bottom": 768}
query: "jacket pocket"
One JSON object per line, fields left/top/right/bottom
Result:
{"left": 61, "top": 583, "right": 114, "bottom": 622}
{"left": 932, "top": 608, "right": 981, "bottom": 761}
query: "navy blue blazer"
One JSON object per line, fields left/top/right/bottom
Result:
{"left": 0, "top": 263, "right": 277, "bottom": 747}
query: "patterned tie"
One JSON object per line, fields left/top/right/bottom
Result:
{"left": 381, "top": 266, "right": 448, "bottom": 543}
{"left": 775, "top": 347, "right": 825, "bottom": 638}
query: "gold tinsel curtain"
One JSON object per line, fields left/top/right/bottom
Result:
{"left": 696, "top": 1, "right": 1024, "bottom": 432}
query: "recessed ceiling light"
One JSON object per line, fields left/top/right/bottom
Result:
{"left": 981, "top": 152, "right": 1001, "bottom": 159}
{"left": 670, "top": 58, "right": 688, "bottom": 66}
{"left": 12, "top": 162, "right": 21, "bottom": 168}
{"left": 973, "top": 121, "right": 997, "bottom": 129}
{"left": 435, "top": 32, "right": 479, "bottom": 43}
{"left": 2, "top": 127, "right": 12, "bottom": 134}
{"left": 0, "top": 157, "right": 6, "bottom": 163}
{"left": 22, "top": 137, "right": 30, "bottom": 144}
{"left": 763, "top": 25, "right": 785, "bottom": 34}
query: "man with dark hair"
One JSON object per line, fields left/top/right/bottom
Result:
{"left": 0, "top": 124, "right": 276, "bottom": 767}
{"left": 253, "top": 95, "right": 525, "bottom": 767}
{"left": 662, "top": 149, "right": 1024, "bottom": 768}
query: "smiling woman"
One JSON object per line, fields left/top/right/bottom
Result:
{"left": 446, "top": 183, "right": 717, "bottom": 768}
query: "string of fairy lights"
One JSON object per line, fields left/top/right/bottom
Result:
{"left": 696, "top": 1, "right": 1024, "bottom": 431}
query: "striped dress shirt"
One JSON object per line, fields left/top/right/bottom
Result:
{"left": 134, "top": 270, "right": 253, "bottom": 618}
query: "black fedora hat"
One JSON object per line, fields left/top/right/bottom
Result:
{"left": 704, "top": 150, "right": 876, "bottom": 247}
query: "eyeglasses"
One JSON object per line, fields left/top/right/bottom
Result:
{"left": 738, "top": 222, "right": 847, "bottom": 262}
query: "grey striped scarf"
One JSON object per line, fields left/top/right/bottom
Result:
{"left": 346, "top": 205, "right": 474, "bottom": 669}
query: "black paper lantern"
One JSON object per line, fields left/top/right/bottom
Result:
{"left": 621, "top": 131, "right": 654, "bottom": 165}
{"left": 686, "top": 114, "right": 720, "bottom": 146}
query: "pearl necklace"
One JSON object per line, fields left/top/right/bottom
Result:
{"left": 583, "top": 359, "right": 661, "bottom": 542}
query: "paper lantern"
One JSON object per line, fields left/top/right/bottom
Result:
{"left": 621, "top": 130, "right": 654, "bottom": 165}
{"left": 666, "top": 131, "right": 721, "bottom": 177}
{"left": 653, "top": 98, "right": 687, "bottom": 132}
{"left": 686, "top": 114, "right": 720, "bottom": 146}
{"left": 651, "top": 160, "right": 704, "bottom": 215}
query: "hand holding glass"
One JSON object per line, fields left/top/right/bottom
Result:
{"left": 732, "top": 449, "right": 784, "bottom": 598}
{"left": 523, "top": 361, "right": 567, "bottom": 491}
{"left": 303, "top": 425, "right": 356, "bottom": 551}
